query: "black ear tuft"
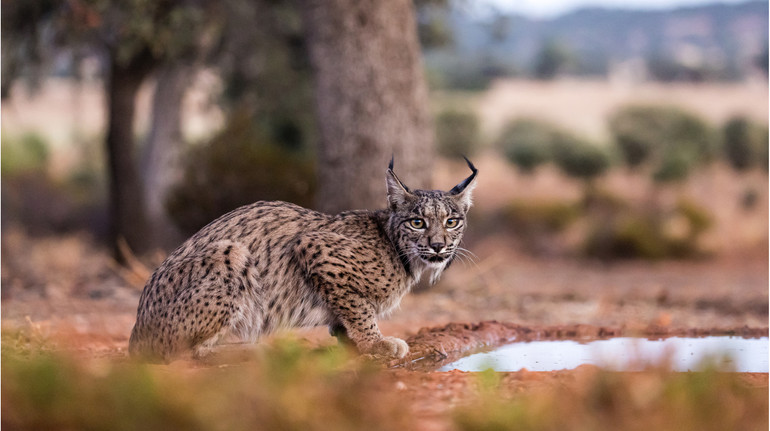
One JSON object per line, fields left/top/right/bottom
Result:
{"left": 386, "top": 157, "right": 414, "bottom": 210}
{"left": 463, "top": 156, "right": 478, "bottom": 175}
{"left": 449, "top": 157, "right": 478, "bottom": 195}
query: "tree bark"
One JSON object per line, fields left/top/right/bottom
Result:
{"left": 105, "top": 50, "right": 156, "bottom": 260}
{"left": 141, "top": 64, "right": 193, "bottom": 250}
{"left": 302, "top": 0, "right": 435, "bottom": 214}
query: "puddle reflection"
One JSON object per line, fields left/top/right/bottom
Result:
{"left": 438, "top": 337, "right": 769, "bottom": 372}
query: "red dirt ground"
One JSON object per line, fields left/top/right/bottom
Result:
{"left": 2, "top": 227, "right": 767, "bottom": 430}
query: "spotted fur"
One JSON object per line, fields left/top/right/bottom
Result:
{"left": 128, "top": 159, "right": 477, "bottom": 362}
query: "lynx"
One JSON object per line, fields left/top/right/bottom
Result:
{"left": 129, "top": 158, "right": 477, "bottom": 363}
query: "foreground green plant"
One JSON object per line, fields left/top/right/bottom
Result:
{"left": 454, "top": 367, "right": 768, "bottom": 431}
{"left": 1, "top": 338, "right": 413, "bottom": 431}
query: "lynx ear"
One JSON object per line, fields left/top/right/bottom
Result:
{"left": 386, "top": 157, "right": 415, "bottom": 210}
{"left": 449, "top": 157, "right": 478, "bottom": 211}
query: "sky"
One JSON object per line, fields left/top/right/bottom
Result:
{"left": 483, "top": 0, "right": 754, "bottom": 18}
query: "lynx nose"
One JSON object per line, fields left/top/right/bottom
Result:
{"left": 430, "top": 242, "right": 445, "bottom": 254}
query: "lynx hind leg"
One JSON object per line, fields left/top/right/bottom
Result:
{"left": 182, "top": 240, "right": 258, "bottom": 360}
{"left": 132, "top": 240, "right": 256, "bottom": 362}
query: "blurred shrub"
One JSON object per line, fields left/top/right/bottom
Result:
{"left": 2, "top": 173, "right": 106, "bottom": 236}
{"left": 1, "top": 338, "right": 414, "bottom": 431}
{"left": 501, "top": 191, "right": 714, "bottom": 260}
{"left": 502, "top": 199, "right": 579, "bottom": 255}
{"left": 454, "top": 367, "right": 767, "bottom": 431}
{"left": 740, "top": 187, "right": 760, "bottom": 211}
{"left": 1, "top": 132, "right": 49, "bottom": 176}
{"left": 503, "top": 199, "right": 581, "bottom": 234}
{"left": 417, "top": 12, "right": 453, "bottom": 49}
{"left": 496, "top": 119, "right": 556, "bottom": 173}
{"left": 652, "top": 148, "right": 692, "bottom": 183}
{"left": 533, "top": 39, "right": 572, "bottom": 80}
{"left": 435, "top": 109, "right": 480, "bottom": 157}
{"left": 1, "top": 134, "right": 107, "bottom": 235}
{"left": 584, "top": 198, "right": 713, "bottom": 260}
{"left": 551, "top": 136, "right": 611, "bottom": 182}
{"left": 722, "top": 116, "right": 768, "bottom": 172}
{"left": 167, "top": 111, "right": 316, "bottom": 234}
{"left": 609, "top": 105, "right": 717, "bottom": 178}
{"left": 497, "top": 118, "right": 610, "bottom": 181}
{"left": 426, "top": 58, "right": 492, "bottom": 91}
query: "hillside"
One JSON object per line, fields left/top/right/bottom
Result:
{"left": 423, "top": 0, "right": 768, "bottom": 85}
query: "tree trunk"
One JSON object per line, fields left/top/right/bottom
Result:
{"left": 105, "top": 50, "right": 156, "bottom": 260}
{"left": 302, "top": 0, "right": 434, "bottom": 214}
{"left": 141, "top": 64, "right": 193, "bottom": 250}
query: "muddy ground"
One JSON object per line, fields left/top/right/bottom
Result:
{"left": 1, "top": 228, "right": 767, "bottom": 429}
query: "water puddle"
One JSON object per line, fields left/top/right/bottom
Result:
{"left": 438, "top": 336, "right": 769, "bottom": 372}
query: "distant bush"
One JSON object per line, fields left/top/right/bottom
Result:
{"left": 435, "top": 109, "right": 480, "bottom": 157}
{"left": 551, "top": 136, "right": 611, "bottom": 182}
{"left": 496, "top": 119, "right": 557, "bottom": 173}
{"left": 1, "top": 133, "right": 106, "bottom": 234}
{"left": 608, "top": 105, "right": 717, "bottom": 179}
{"left": 503, "top": 199, "right": 581, "bottom": 234}
{"left": 167, "top": 112, "right": 316, "bottom": 234}
{"left": 584, "top": 198, "right": 713, "bottom": 260}
{"left": 426, "top": 57, "right": 492, "bottom": 91}
{"left": 652, "top": 148, "right": 693, "bottom": 183}
{"left": 498, "top": 118, "right": 610, "bottom": 181}
{"left": 533, "top": 39, "right": 572, "bottom": 80}
{"left": 500, "top": 198, "right": 582, "bottom": 255}
{"left": 501, "top": 192, "right": 714, "bottom": 260}
{"left": 1, "top": 132, "right": 49, "bottom": 176}
{"left": 722, "top": 116, "right": 768, "bottom": 172}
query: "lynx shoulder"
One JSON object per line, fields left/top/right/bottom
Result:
{"left": 129, "top": 158, "right": 477, "bottom": 362}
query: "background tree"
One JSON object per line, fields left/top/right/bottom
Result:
{"left": 140, "top": 64, "right": 195, "bottom": 249}
{"left": 533, "top": 39, "right": 571, "bottom": 80}
{"left": 722, "top": 116, "right": 767, "bottom": 172}
{"left": 85, "top": 1, "right": 215, "bottom": 258}
{"left": 4, "top": 0, "right": 438, "bottom": 255}
{"left": 497, "top": 119, "right": 558, "bottom": 174}
{"left": 302, "top": 0, "right": 435, "bottom": 213}
{"left": 609, "top": 105, "right": 717, "bottom": 178}
{"left": 165, "top": 0, "right": 318, "bottom": 235}
{"left": 2, "top": 0, "right": 218, "bottom": 259}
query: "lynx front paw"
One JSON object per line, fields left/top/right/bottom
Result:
{"left": 363, "top": 336, "right": 409, "bottom": 359}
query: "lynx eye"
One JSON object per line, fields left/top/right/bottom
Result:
{"left": 445, "top": 218, "right": 461, "bottom": 229}
{"left": 408, "top": 218, "right": 426, "bottom": 230}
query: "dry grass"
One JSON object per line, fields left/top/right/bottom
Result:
{"left": 447, "top": 78, "right": 768, "bottom": 142}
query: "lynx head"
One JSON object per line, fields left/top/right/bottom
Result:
{"left": 385, "top": 157, "right": 478, "bottom": 284}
